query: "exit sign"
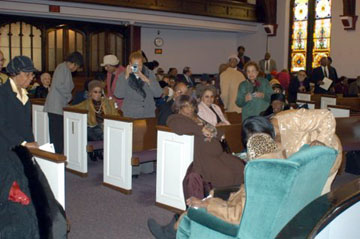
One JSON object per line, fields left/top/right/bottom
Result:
{"left": 49, "top": 5, "right": 60, "bottom": 13}
{"left": 155, "top": 48, "right": 162, "bottom": 54}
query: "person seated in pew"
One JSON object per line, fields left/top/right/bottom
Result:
{"left": 196, "top": 85, "right": 230, "bottom": 126}
{"left": 348, "top": 76, "right": 360, "bottom": 96}
{"left": 334, "top": 76, "right": 349, "bottom": 95}
{"left": 71, "top": 80, "right": 119, "bottom": 141}
{"left": 288, "top": 70, "right": 310, "bottom": 103}
{"left": 157, "top": 82, "right": 188, "bottom": 126}
{"left": 272, "top": 109, "right": 342, "bottom": 193}
{"left": 167, "top": 95, "right": 245, "bottom": 188}
{"left": 260, "top": 93, "right": 289, "bottom": 119}
{"left": 147, "top": 116, "right": 284, "bottom": 239}
{"left": 34, "top": 72, "right": 51, "bottom": 98}
{"left": 114, "top": 50, "right": 162, "bottom": 118}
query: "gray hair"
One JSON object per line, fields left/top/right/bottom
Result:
{"left": 196, "top": 85, "right": 217, "bottom": 99}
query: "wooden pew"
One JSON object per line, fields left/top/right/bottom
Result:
{"left": 328, "top": 105, "right": 351, "bottom": 118}
{"left": 296, "top": 100, "right": 316, "bottom": 109}
{"left": 217, "top": 123, "right": 243, "bottom": 153}
{"left": 320, "top": 95, "right": 337, "bottom": 109}
{"left": 103, "top": 116, "right": 157, "bottom": 194}
{"left": 156, "top": 126, "right": 194, "bottom": 212}
{"left": 297, "top": 92, "right": 311, "bottom": 101}
{"left": 337, "top": 96, "right": 360, "bottom": 112}
{"left": 224, "top": 112, "right": 242, "bottom": 124}
{"left": 335, "top": 116, "right": 360, "bottom": 174}
{"left": 29, "top": 148, "right": 66, "bottom": 209}
{"left": 63, "top": 107, "right": 88, "bottom": 176}
{"left": 155, "top": 123, "right": 244, "bottom": 212}
{"left": 31, "top": 98, "right": 50, "bottom": 145}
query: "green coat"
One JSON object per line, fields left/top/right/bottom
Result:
{"left": 236, "top": 77, "right": 273, "bottom": 121}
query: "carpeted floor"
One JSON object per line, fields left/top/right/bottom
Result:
{"left": 65, "top": 160, "right": 359, "bottom": 239}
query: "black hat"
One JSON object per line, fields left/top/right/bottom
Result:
{"left": 66, "top": 51, "right": 84, "bottom": 67}
{"left": 6, "top": 56, "right": 37, "bottom": 75}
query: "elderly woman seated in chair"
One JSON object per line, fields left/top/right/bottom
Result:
{"left": 71, "top": 80, "right": 119, "bottom": 141}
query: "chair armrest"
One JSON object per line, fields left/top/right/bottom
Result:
{"left": 212, "top": 185, "right": 242, "bottom": 201}
{"left": 187, "top": 207, "right": 240, "bottom": 237}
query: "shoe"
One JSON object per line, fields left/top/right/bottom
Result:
{"left": 147, "top": 217, "right": 176, "bottom": 239}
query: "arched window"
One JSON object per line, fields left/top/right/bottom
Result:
{"left": 289, "top": 0, "right": 332, "bottom": 72}
{"left": 47, "top": 27, "right": 85, "bottom": 72}
{"left": 0, "top": 22, "right": 42, "bottom": 70}
{"left": 90, "top": 31, "right": 124, "bottom": 72}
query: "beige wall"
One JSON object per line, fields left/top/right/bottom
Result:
{"left": 330, "top": 0, "right": 360, "bottom": 78}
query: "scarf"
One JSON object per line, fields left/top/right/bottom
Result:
{"left": 128, "top": 68, "right": 148, "bottom": 99}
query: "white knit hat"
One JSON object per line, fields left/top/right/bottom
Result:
{"left": 228, "top": 54, "right": 240, "bottom": 62}
{"left": 101, "top": 55, "right": 119, "bottom": 66}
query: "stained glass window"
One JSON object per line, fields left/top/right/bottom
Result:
{"left": 290, "top": 0, "right": 332, "bottom": 72}
{"left": 312, "top": 0, "right": 331, "bottom": 68}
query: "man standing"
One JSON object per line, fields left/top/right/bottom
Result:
{"left": 259, "top": 52, "right": 277, "bottom": 76}
{"left": 220, "top": 55, "right": 245, "bottom": 113}
{"left": 237, "top": 46, "right": 251, "bottom": 70}
{"left": 44, "top": 51, "right": 83, "bottom": 153}
{"left": 177, "top": 66, "right": 195, "bottom": 88}
{"left": 311, "top": 57, "right": 337, "bottom": 94}
{"left": 101, "top": 54, "right": 125, "bottom": 108}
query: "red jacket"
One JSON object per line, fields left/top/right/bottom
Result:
{"left": 106, "top": 65, "right": 125, "bottom": 108}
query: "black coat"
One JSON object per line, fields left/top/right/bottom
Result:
{"left": 288, "top": 77, "right": 311, "bottom": 103}
{"left": 177, "top": 74, "right": 195, "bottom": 87}
{"left": 0, "top": 80, "right": 34, "bottom": 150}
{"left": 311, "top": 66, "right": 338, "bottom": 94}
{"left": 34, "top": 85, "right": 49, "bottom": 98}
{"left": 157, "top": 99, "right": 174, "bottom": 126}
{"left": 237, "top": 55, "right": 251, "bottom": 70}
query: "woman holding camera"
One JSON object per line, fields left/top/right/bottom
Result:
{"left": 236, "top": 61, "right": 273, "bottom": 121}
{"left": 114, "top": 51, "right": 162, "bottom": 118}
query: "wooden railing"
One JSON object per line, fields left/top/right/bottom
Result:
{"left": 58, "top": 0, "right": 257, "bottom": 21}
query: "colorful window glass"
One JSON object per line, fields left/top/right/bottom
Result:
{"left": 312, "top": 0, "right": 331, "bottom": 68}
{"left": 290, "top": 0, "right": 332, "bottom": 72}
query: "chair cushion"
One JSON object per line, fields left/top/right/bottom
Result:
{"left": 187, "top": 207, "right": 239, "bottom": 237}
{"left": 132, "top": 149, "right": 156, "bottom": 164}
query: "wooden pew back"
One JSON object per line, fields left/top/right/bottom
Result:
{"left": 225, "top": 112, "right": 242, "bottom": 124}
{"left": 335, "top": 116, "right": 360, "bottom": 152}
{"left": 133, "top": 117, "right": 157, "bottom": 152}
{"left": 217, "top": 124, "right": 243, "bottom": 153}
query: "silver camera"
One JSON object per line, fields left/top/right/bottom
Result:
{"left": 131, "top": 64, "right": 138, "bottom": 73}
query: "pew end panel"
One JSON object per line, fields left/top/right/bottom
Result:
{"left": 296, "top": 100, "right": 316, "bottom": 109}
{"left": 103, "top": 117, "right": 133, "bottom": 194}
{"left": 320, "top": 95, "right": 337, "bottom": 109}
{"left": 328, "top": 105, "right": 351, "bottom": 118}
{"left": 32, "top": 101, "right": 50, "bottom": 145}
{"left": 217, "top": 124, "right": 243, "bottom": 153}
{"left": 156, "top": 128, "right": 194, "bottom": 211}
{"left": 297, "top": 92, "right": 312, "bottom": 102}
{"left": 29, "top": 148, "right": 66, "bottom": 209}
{"left": 64, "top": 108, "right": 88, "bottom": 176}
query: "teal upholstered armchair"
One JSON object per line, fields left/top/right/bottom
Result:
{"left": 176, "top": 145, "right": 337, "bottom": 239}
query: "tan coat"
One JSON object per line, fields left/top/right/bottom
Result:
{"left": 71, "top": 97, "right": 119, "bottom": 127}
{"left": 273, "top": 109, "right": 342, "bottom": 193}
{"left": 220, "top": 68, "right": 245, "bottom": 113}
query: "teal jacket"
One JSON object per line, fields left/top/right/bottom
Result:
{"left": 236, "top": 77, "right": 273, "bottom": 121}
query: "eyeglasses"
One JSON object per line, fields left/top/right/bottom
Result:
{"left": 203, "top": 95, "right": 214, "bottom": 99}
{"left": 92, "top": 91, "right": 102, "bottom": 94}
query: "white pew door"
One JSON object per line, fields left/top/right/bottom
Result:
{"left": 156, "top": 130, "right": 194, "bottom": 211}
{"left": 35, "top": 157, "right": 65, "bottom": 209}
{"left": 64, "top": 111, "right": 88, "bottom": 175}
{"left": 103, "top": 119, "right": 133, "bottom": 193}
{"left": 321, "top": 96, "right": 336, "bottom": 109}
{"left": 328, "top": 107, "right": 350, "bottom": 118}
{"left": 32, "top": 104, "right": 49, "bottom": 145}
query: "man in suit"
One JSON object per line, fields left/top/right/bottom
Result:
{"left": 237, "top": 46, "right": 251, "bottom": 70}
{"left": 220, "top": 55, "right": 246, "bottom": 113}
{"left": 311, "top": 57, "right": 337, "bottom": 94}
{"left": 44, "top": 51, "right": 84, "bottom": 153}
{"left": 177, "top": 66, "right": 195, "bottom": 87}
{"left": 259, "top": 52, "right": 277, "bottom": 77}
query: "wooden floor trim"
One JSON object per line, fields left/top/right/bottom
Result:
{"left": 102, "top": 182, "right": 132, "bottom": 195}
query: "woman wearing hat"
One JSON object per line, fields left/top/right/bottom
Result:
{"left": 44, "top": 51, "right": 84, "bottom": 153}
{"left": 71, "top": 80, "right": 119, "bottom": 141}
{"left": 0, "top": 56, "right": 40, "bottom": 238}
{"left": 101, "top": 54, "right": 125, "bottom": 108}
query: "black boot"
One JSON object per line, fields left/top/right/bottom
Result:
{"left": 147, "top": 216, "right": 176, "bottom": 239}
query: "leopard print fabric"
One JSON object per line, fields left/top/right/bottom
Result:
{"left": 246, "top": 133, "right": 279, "bottom": 161}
